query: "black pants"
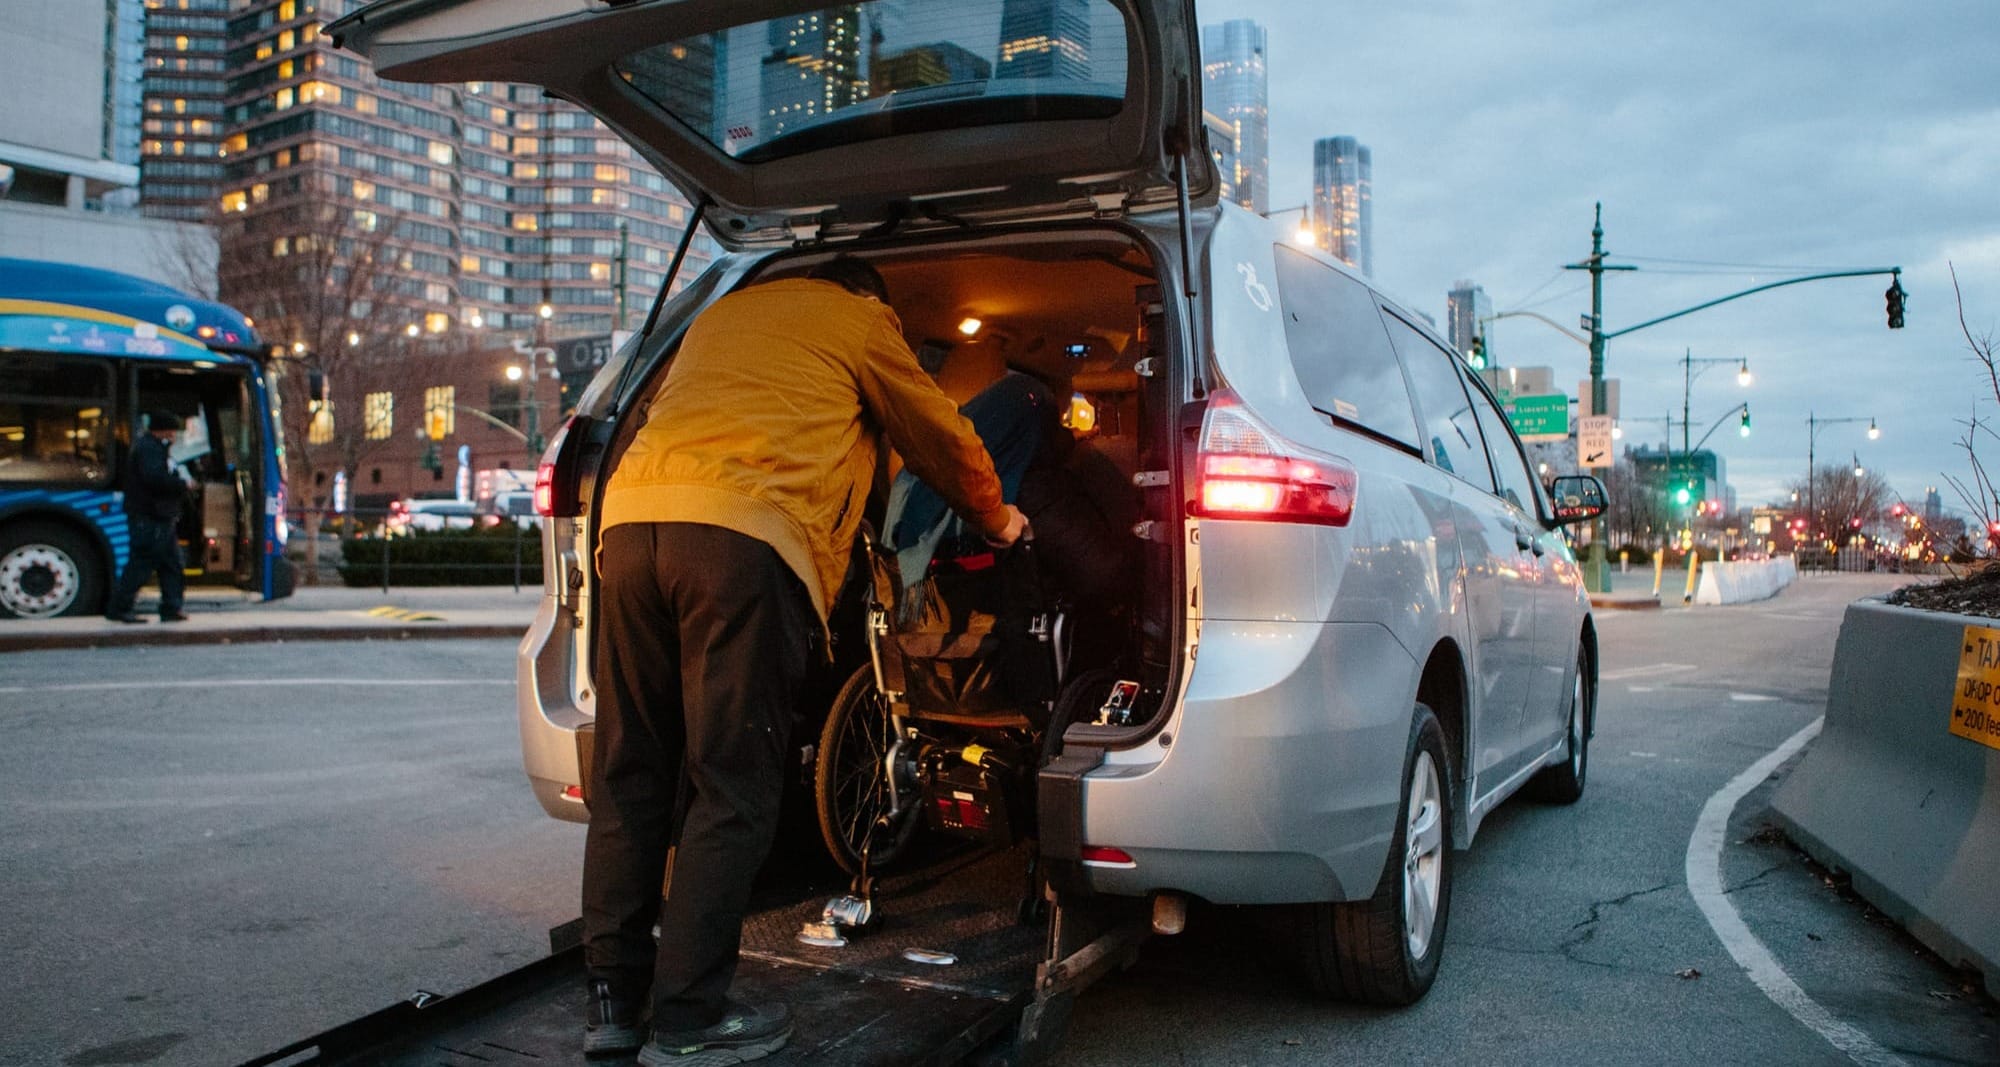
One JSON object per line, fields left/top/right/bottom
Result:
{"left": 107, "top": 514, "right": 184, "bottom": 618}
{"left": 582, "top": 522, "right": 813, "bottom": 1031}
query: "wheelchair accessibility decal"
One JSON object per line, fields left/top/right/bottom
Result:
{"left": 1237, "top": 262, "right": 1273, "bottom": 311}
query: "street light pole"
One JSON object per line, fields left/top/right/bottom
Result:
{"left": 1805, "top": 412, "right": 1878, "bottom": 549}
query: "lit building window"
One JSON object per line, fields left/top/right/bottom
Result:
{"left": 427, "top": 142, "right": 452, "bottom": 165}
{"left": 424, "top": 312, "right": 450, "bottom": 334}
{"left": 460, "top": 254, "right": 480, "bottom": 273}
{"left": 364, "top": 391, "right": 394, "bottom": 440}
{"left": 309, "top": 402, "right": 335, "bottom": 444}
{"left": 588, "top": 262, "right": 610, "bottom": 281}
{"left": 424, "top": 386, "right": 455, "bottom": 437}
{"left": 351, "top": 179, "right": 373, "bottom": 200}
{"left": 220, "top": 190, "right": 247, "bottom": 212}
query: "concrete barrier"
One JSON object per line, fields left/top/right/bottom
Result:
{"left": 1693, "top": 556, "right": 1797, "bottom": 605}
{"left": 1771, "top": 598, "right": 2000, "bottom": 995}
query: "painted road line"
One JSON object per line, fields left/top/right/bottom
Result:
{"left": 1601, "top": 663, "right": 1698, "bottom": 681}
{"left": 1730, "top": 693, "right": 1780, "bottom": 703}
{"left": 365, "top": 606, "right": 446, "bottom": 622}
{"left": 0, "top": 678, "right": 513, "bottom": 694}
{"left": 1685, "top": 718, "right": 1909, "bottom": 1067}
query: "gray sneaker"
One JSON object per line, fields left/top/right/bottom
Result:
{"left": 583, "top": 980, "right": 645, "bottom": 1057}
{"left": 637, "top": 1002, "right": 792, "bottom": 1066}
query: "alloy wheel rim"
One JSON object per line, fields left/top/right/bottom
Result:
{"left": 0, "top": 544, "right": 79, "bottom": 618}
{"left": 1402, "top": 749, "right": 1444, "bottom": 959}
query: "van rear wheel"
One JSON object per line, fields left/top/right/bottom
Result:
{"left": 1295, "top": 702, "right": 1452, "bottom": 1005}
{"left": 0, "top": 522, "right": 105, "bottom": 619}
{"left": 814, "top": 665, "right": 921, "bottom": 877}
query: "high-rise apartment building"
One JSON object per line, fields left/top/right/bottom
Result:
{"left": 1200, "top": 19, "right": 1266, "bottom": 214}
{"left": 1312, "top": 135, "right": 1371, "bottom": 277}
{"left": 140, "top": 0, "right": 233, "bottom": 222}
{"left": 1446, "top": 279, "right": 1491, "bottom": 360}
{"left": 2, "top": 0, "right": 216, "bottom": 287}
{"left": 186, "top": 0, "right": 708, "bottom": 348}
{"left": 997, "top": 0, "right": 1093, "bottom": 80}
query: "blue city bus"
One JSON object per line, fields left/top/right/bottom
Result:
{"left": 0, "top": 258, "right": 292, "bottom": 618}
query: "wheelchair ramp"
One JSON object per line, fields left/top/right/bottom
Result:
{"left": 238, "top": 848, "right": 1043, "bottom": 1067}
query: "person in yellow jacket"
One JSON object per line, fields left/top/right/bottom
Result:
{"left": 580, "top": 255, "right": 1027, "bottom": 1064}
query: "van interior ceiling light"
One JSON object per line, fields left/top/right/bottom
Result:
{"left": 957, "top": 317, "right": 982, "bottom": 336}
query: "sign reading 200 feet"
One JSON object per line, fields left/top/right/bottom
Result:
{"left": 1951, "top": 624, "right": 2000, "bottom": 751}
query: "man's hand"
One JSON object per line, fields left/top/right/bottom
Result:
{"left": 986, "top": 504, "right": 1030, "bottom": 549}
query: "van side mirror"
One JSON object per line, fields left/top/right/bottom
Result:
{"left": 1548, "top": 475, "right": 1608, "bottom": 525}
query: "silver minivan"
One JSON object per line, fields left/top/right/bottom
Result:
{"left": 335, "top": 0, "right": 1605, "bottom": 1006}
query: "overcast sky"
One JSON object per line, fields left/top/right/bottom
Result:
{"left": 1200, "top": 0, "right": 1998, "bottom": 510}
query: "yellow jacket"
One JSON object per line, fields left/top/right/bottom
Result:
{"left": 599, "top": 278, "right": 1008, "bottom": 622}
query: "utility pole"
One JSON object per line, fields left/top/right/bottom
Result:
{"left": 1565, "top": 204, "right": 1635, "bottom": 592}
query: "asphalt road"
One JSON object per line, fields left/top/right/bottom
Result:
{"left": 1, "top": 576, "right": 1994, "bottom": 1066}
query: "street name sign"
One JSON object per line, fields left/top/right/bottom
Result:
{"left": 1578, "top": 415, "right": 1614, "bottom": 469}
{"left": 1508, "top": 393, "right": 1570, "bottom": 442}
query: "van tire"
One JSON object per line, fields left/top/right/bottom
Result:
{"left": 1295, "top": 703, "right": 1452, "bottom": 1005}
{"left": 1527, "top": 648, "right": 1590, "bottom": 804}
{"left": 0, "top": 521, "right": 106, "bottom": 619}
{"left": 814, "top": 665, "right": 921, "bottom": 877}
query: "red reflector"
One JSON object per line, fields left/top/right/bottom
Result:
{"left": 561, "top": 785, "right": 584, "bottom": 800}
{"left": 1079, "top": 845, "right": 1135, "bottom": 866}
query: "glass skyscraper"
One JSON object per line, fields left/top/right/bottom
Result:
{"left": 1446, "top": 279, "right": 1491, "bottom": 360}
{"left": 997, "top": 0, "right": 1092, "bottom": 80}
{"left": 1312, "top": 135, "right": 1371, "bottom": 277}
{"left": 1200, "top": 19, "right": 1266, "bottom": 214}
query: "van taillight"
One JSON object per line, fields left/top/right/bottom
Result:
{"left": 536, "top": 416, "right": 594, "bottom": 519}
{"left": 1194, "top": 392, "right": 1356, "bottom": 526}
{"left": 533, "top": 459, "right": 555, "bottom": 517}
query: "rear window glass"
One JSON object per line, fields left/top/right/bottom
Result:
{"left": 615, "top": 1, "right": 1131, "bottom": 162}
{"left": 1270, "top": 246, "right": 1419, "bottom": 449}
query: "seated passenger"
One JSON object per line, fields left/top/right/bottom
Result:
{"left": 885, "top": 371, "right": 1133, "bottom": 618}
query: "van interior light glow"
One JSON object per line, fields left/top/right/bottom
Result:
{"left": 957, "top": 317, "right": 982, "bottom": 336}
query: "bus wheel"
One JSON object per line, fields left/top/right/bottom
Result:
{"left": 0, "top": 522, "right": 105, "bottom": 619}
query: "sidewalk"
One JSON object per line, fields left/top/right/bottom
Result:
{"left": 1587, "top": 567, "right": 1687, "bottom": 611}
{"left": 0, "top": 584, "right": 541, "bottom": 652}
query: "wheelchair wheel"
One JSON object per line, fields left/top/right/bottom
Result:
{"left": 815, "top": 665, "right": 922, "bottom": 877}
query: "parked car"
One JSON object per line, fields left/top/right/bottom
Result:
{"left": 383, "top": 498, "right": 479, "bottom": 535}
{"left": 477, "top": 490, "right": 540, "bottom": 531}
{"left": 335, "top": 0, "right": 1606, "bottom": 1006}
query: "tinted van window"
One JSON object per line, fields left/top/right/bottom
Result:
{"left": 1271, "top": 247, "right": 1419, "bottom": 449}
{"left": 1382, "top": 311, "right": 1492, "bottom": 490}
{"left": 1462, "top": 369, "right": 1541, "bottom": 514}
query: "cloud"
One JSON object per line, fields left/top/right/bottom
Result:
{"left": 1200, "top": 0, "right": 1999, "bottom": 506}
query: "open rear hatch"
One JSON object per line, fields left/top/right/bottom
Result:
{"left": 327, "top": 0, "right": 1213, "bottom": 247}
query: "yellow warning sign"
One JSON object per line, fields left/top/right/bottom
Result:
{"left": 1951, "top": 624, "right": 2000, "bottom": 751}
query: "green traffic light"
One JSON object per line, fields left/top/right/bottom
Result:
{"left": 1675, "top": 486, "right": 1692, "bottom": 505}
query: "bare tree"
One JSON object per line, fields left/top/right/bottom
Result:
{"left": 1942, "top": 263, "right": 2000, "bottom": 555}
{"left": 215, "top": 200, "right": 418, "bottom": 580}
{"left": 1602, "top": 452, "right": 1668, "bottom": 550}
{"left": 1787, "top": 464, "right": 1893, "bottom": 549}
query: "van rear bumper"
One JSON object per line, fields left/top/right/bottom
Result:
{"left": 1074, "top": 619, "right": 1416, "bottom": 905}
{"left": 518, "top": 594, "right": 592, "bottom": 823}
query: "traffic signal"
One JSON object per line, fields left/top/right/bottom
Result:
{"left": 1739, "top": 406, "right": 1752, "bottom": 437}
{"left": 1468, "top": 334, "right": 1487, "bottom": 370}
{"left": 1886, "top": 277, "right": 1906, "bottom": 329}
{"left": 1891, "top": 503, "right": 1906, "bottom": 517}
{"left": 1674, "top": 484, "right": 1692, "bottom": 506}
